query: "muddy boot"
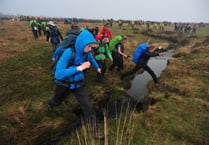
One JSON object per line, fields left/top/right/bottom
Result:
{"left": 120, "top": 74, "right": 124, "bottom": 80}
{"left": 91, "top": 126, "right": 104, "bottom": 140}
{"left": 117, "top": 70, "right": 122, "bottom": 76}
{"left": 87, "top": 117, "right": 105, "bottom": 140}
{"left": 136, "top": 102, "right": 149, "bottom": 112}
{"left": 140, "top": 103, "right": 149, "bottom": 112}
{"left": 48, "top": 104, "right": 54, "bottom": 112}
{"left": 96, "top": 76, "right": 104, "bottom": 84}
{"left": 47, "top": 98, "right": 57, "bottom": 112}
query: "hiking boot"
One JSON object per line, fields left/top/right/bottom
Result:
{"left": 117, "top": 70, "right": 122, "bottom": 75}
{"left": 100, "top": 78, "right": 104, "bottom": 83}
{"left": 92, "top": 132, "right": 105, "bottom": 140}
{"left": 108, "top": 67, "right": 113, "bottom": 72}
{"left": 96, "top": 78, "right": 104, "bottom": 84}
{"left": 141, "top": 104, "right": 149, "bottom": 112}
{"left": 48, "top": 104, "right": 54, "bottom": 112}
{"left": 120, "top": 74, "right": 124, "bottom": 80}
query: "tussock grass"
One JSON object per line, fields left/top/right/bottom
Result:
{"left": 146, "top": 36, "right": 209, "bottom": 144}
{"left": 71, "top": 103, "right": 137, "bottom": 145}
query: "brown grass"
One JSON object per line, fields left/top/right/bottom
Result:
{"left": 1, "top": 20, "right": 209, "bottom": 145}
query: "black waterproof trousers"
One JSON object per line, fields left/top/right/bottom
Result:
{"left": 109, "top": 53, "right": 123, "bottom": 72}
{"left": 96, "top": 60, "right": 106, "bottom": 83}
{"left": 48, "top": 85, "right": 97, "bottom": 127}
{"left": 121, "top": 63, "right": 159, "bottom": 83}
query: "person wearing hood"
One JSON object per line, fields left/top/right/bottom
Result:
{"left": 121, "top": 42, "right": 164, "bottom": 84}
{"left": 48, "top": 30, "right": 103, "bottom": 139}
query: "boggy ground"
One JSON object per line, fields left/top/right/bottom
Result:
{"left": 145, "top": 33, "right": 209, "bottom": 145}
{"left": 0, "top": 20, "right": 208, "bottom": 145}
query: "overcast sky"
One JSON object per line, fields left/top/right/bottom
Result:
{"left": 1, "top": 0, "right": 209, "bottom": 22}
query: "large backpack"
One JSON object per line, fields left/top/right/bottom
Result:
{"left": 51, "top": 30, "right": 80, "bottom": 80}
{"left": 132, "top": 43, "right": 148, "bottom": 63}
{"left": 109, "top": 35, "right": 123, "bottom": 52}
{"left": 53, "top": 47, "right": 76, "bottom": 87}
{"left": 50, "top": 26, "right": 59, "bottom": 44}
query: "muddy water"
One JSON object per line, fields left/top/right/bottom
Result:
{"left": 125, "top": 49, "right": 174, "bottom": 102}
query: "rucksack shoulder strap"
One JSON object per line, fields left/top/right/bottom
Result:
{"left": 67, "top": 47, "right": 76, "bottom": 68}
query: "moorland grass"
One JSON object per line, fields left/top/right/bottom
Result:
{"left": 0, "top": 20, "right": 208, "bottom": 145}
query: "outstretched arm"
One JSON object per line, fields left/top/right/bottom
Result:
{"left": 87, "top": 52, "right": 101, "bottom": 73}
{"left": 118, "top": 46, "right": 127, "bottom": 58}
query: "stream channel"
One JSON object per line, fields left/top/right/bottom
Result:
{"left": 125, "top": 49, "right": 174, "bottom": 102}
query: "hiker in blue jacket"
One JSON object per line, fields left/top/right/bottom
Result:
{"left": 46, "top": 21, "right": 63, "bottom": 52}
{"left": 48, "top": 30, "right": 103, "bottom": 139}
{"left": 121, "top": 42, "right": 164, "bottom": 83}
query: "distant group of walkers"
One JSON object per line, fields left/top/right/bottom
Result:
{"left": 30, "top": 20, "right": 165, "bottom": 139}
{"left": 174, "top": 23, "right": 198, "bottom": 35}
{"left": 30, "top": 19, "right": 50, "bottom": 39}
{"left": 30, "top": 19, "right": 64, "bottom": 53}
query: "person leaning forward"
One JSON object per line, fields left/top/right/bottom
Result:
{"left": 121, "top": 41, "right": 164, "bottom": 84}
{"left": 48, "top": 30, "right": 104, "bottom": 139}
{"left": 94, "top": 35, "right": 113, "bottom": 83}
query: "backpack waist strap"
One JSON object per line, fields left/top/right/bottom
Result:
{"left": 55, "top": 79, "right": 84, "bottom": 88}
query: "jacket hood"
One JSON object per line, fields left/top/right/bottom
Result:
{"left": 74, "top": 30, "right": 97, "bottom": 64}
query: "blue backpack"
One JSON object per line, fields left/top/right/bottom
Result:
{"left": 132, "top": 43, "right": 148, "bottom": 63}
{"left": 51, "top": 30, "right": 80, "bottom": 81}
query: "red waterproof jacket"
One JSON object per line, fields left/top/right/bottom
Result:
{"left": 99, "top": 26, "right": 113, "bottom": 40}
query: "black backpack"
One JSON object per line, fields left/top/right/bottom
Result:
{"left": 51, "top": 30, "right": 80, "bottom": 82}
{"left": 50, "top": 26, "right": 59, "bottom": 44}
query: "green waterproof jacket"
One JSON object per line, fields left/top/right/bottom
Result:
{"left": 30, "top": 19, "right": 37, "bottom": 26}
{"left": 95, "top": 40, "right": 113, "bottom": 61}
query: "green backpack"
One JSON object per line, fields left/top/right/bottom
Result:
{"left": 109, "top": 35, "right": 123, "bottom": 52}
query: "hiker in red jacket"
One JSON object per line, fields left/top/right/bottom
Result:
{"left": 191, "top": 24, "right": 197, "bottom": 35}
{"left": 99, "top": 23, "right": 113, "bottom": 40}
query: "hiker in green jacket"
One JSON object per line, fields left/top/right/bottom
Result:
{"left": 41, "top": 21, "right": 48, "bottom": 36}
{"left": 94, "top": 35, "right": 113, "bottom": 83}
{"left": 30, "top": 19, "right": 38, "bottom": 39}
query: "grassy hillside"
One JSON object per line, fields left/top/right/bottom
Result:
{"left": 0, "top": 20, "right": 208, "bottom": 145}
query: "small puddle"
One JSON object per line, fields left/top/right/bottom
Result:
{"left": 125, "top": 49, "right": 174, "bottom": 102}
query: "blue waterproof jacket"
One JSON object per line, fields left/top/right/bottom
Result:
{"left": 132, "top": 43, "right": 148, "bottom": 63}
{"left": 55, "top": 30, "right": 99, "bottom": 89}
